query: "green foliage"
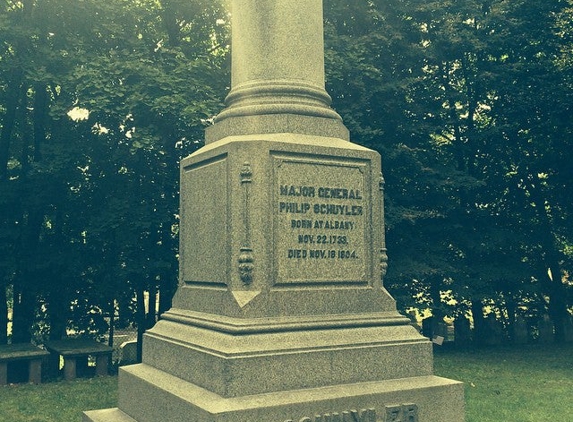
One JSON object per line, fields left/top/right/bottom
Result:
{"left": 325, "top": 0, "right": 573, "bottom": 329}
{"left": 0, "top": 0, "right": 228, "bottom": 342}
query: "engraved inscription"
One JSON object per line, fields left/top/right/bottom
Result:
{"left": 274, "top": 157, "right": 368, "bottom": 284}
{"left": 279, "top": 186, "right": 363, "bottom": 262}
{"left": 282, "top": 404, "right": 419, "bottom": 422}
{"left": 403, "top": 404, "right": 419, "bottom": 422}
{"left": 385, "top": 404, "right": 419, "bottom": 422}
{"left": 284, "top": 408, "right": 376, "bottom": 422}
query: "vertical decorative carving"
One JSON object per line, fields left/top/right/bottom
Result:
{"left": 238, "top": 247, "right": 254, "bottom": 285}
{"left": 240, "top": 161, "right": 253, "bottom": 184}
{"left": 239, "top": 162, "right": 254, "bottom": 284}
{"left": 379, "top": 172, "right": 388, "bottom": 279}
{"left": 380, "top": 247, "right": 389, "bottom": 279}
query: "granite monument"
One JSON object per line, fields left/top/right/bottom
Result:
{"left": 84, "top": 1, "right": 465, "bottom": 421}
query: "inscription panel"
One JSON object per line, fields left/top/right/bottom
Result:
{"left": 273, "top": 155, "right": 369, "bottom": 285}
{"left": 181, "top": 155, "right": 229, "bottom": 285}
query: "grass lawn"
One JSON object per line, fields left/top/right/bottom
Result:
{"left": 0, "top": 343, "right": 571, "bottom": 421}
{"left": 0, "top": 375, "right": 117, "bottom": 422}
{"left": 434, "top": 343, "right": 573, "bottom": 421}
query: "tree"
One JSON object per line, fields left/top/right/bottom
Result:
{"left": 324, "top": 0, "right": 573, "bottom": 341}
{"left": 0, "top": 0, "right": 229, "bottom": 343}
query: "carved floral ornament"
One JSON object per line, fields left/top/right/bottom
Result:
{"left": 239, "top": 161, "right": 254, "bottom": 285}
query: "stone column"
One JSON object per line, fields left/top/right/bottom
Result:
{"left": 206, "top": 0, "right": 348, "bottom": 142}
{"left": 231, "top": 0, "right": 325, "bottom": 90}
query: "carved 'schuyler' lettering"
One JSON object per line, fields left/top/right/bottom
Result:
{"left": 385, "top": 404, "right": 419, "bottom": 422}
{"left": 313, "top": 204, "right": 363, "bottom": 216}
{"left": 402, "top": 403, "right": 419, "bottom": 421}
{"left": 284, "top": 408, "right": 376, "bottom": 422}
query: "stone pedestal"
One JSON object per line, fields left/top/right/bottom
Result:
{"left": 85, "top": 135, "right": 464, "bottom": 422}
{"left": 84, "top": 1, "right": 463, "bottom": 421}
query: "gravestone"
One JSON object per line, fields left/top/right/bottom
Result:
{"left": 512, "top": 316, "right": 529, "bottom": 344}
{"left": 538, "top": 315, "right": 554, "bottom": 343}
{"left": 422, "top": 316, "right": 449, "bottom": 344}
{"left": 118, "top": 341, "right": 138, "bottom": 366}
{"left": 483, "top": 314, "right": 504, "bottom": 346}
{"left": 84, "top": 1, "right": 464, "bottom": 421}
{"left": 454, "top": 316, "right": 472, "bottom": 348}
{"left": 564, "top": 315, "right": 573, "bottom": 343}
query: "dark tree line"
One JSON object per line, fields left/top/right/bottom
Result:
{"left": 0, "top": 0, "right": 228, "bottom": 344}
{"left": 324, "top": 0, "right": 573, "bottom": 343}
{"left": 1, "top": 0, "right": 572, "bottom": 345}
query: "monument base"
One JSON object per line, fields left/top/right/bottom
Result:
{"left": 84, "top": 368, "right": 462, "bottom": 422}
{"left": 84, "top": 312, "right": 464, "bottom": 422}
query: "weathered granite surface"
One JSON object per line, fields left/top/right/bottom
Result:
{"left": 84, "top": 0, "right": 464, "bottom": 420}
{"left": 84, "top": 132, "right": 464, "bottom": 421}
{"left": 205, "top": 0, "right": 347, "bottom": 143}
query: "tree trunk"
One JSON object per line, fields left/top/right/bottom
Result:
{"left": 546, "top": 263, "right": 567, "bottom": 343}
{"left": 117, "top": 294, "right": 132, "bottom": 329}
{"left": 32, "top": 83, "right": 48, "bottom": 162}
{"left": 471, "top": 299, "right": 485, "bottom": 346}
{"left": 505, "top": 294, "right": 517, "bottom": 342}
{"left": 528, "top": 184, "right": 568, "bottom": 343}
{"left": 0, "top": 283, "right": 7, "bottom": 344}
{"left": 158, "top": 269, "right": 175, "bottom": 317}
{"left": 147, "top": 283, "right": 157, "bottom": 329}
{"left": 440, "top": 61, "right": 466, "bottom": 172}
{"left": 136, "top": 286, "right": 146, "bottom": 363}
{"left": 12, "top": 207, "right": 44, "bottom": 343}
{"left": 48, "top": 307, "right": 67, "bottom": 341}
{"left": 11, "top": 281, "right": 35, "bottom": 343}
{"left": 108, "top": 301, "right": 115, "bottom": 348}
{"left": 47, "top": 282, "right": 68, "bottom": 341}
{"left": 0, "top": 69, "right": 23, "bottom": 180}
{"left": 161, "top": 0, "right": 181, "bottom": 47}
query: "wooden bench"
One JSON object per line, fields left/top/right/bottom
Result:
{"left": 0, "top": 343, "right": 50, "bottom": 385}
{"left": 44, "top": 338, "right": 113, "bottom": 381}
